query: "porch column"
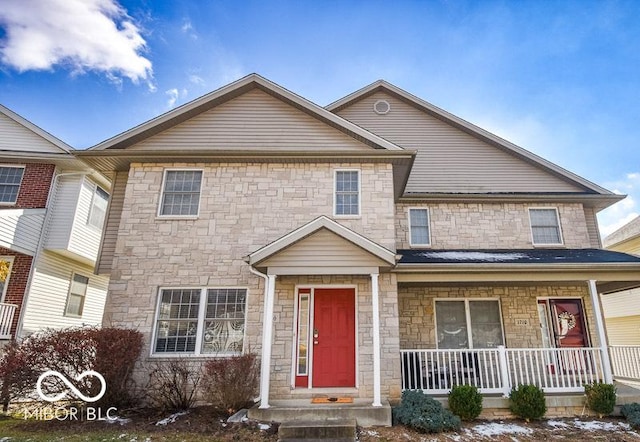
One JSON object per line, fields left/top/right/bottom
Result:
{"left": 371, "top": 272, "right": 382, "bottom": 407}
{"left": 259, "top": 274, "right": 277, "bottom": 409}
{"left": 587, "top": 279, "right": 613, "bottom": 383}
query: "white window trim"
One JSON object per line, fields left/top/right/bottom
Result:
{"left": 0, "top": 165, "right": 25, "bottom": 206}
{"left": 528, "top": 207, "right": 564, "bottom": 246}
{"left": 64, "top": 272, "right": 89, "bottom": 318}
{"left": 150, "top": 286, "right": 249, "bottom": 358}
{"left": 333, "top": 169, "right": 361, "bottom": 218}
{"left": 157, "top": 168, "right": 203, "bottom": 219}
{"left": 434, "top": 298, "right": 505, "bottom": 349}
{"left": 408, "top": 207, "right": 431, "bottom": 247}
{"left": 0, "top": 256, "right": 15, "bottom": 303}
{"left": 87, "top": 182, "right": 109, "bottom": 229}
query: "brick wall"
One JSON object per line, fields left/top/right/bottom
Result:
{"left": 0, "top": 162, "right": 55, "bottom": 209}
{"left": 0, "top": 246, "right": 32, "bottom": 337}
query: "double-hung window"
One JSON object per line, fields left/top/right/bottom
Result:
{"left": 435, "top": 299, "right": 504, "bottom": 349}
{"left": 154, "top": 287, "right": 247, "bottom": 355}
{"left": 529, "top": 208, "right": 563, "bottom": 245}
{"left": 0, "top": 166, "right": 25, "bottom": 204}
{"left": 334, "top": 170, "right": 360, "bottom": 216}
{"left": 65, "top": 274, "right": 89, "bottom": 317}
{"left": 409, "top": 208, "right": 431, "bottom": 246}
{"left": 159, "top": 170, "right": 203, "bottom": 217}
{"left": 87, "top": 185, "right": 109, "bottom": 228}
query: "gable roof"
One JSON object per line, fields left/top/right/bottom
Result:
{"left": 327, "top": 80, "right": 620, "bottom": 200}
{"left": 604, "top": 216, "right": 640, "bottom": 249}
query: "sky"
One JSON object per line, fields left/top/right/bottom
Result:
{"left": 0, "top": 0, "right": 639, "bottom": 238}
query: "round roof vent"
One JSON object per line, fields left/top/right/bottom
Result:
{"left": 373, "top": 99, "right": 391, "bottom": 115}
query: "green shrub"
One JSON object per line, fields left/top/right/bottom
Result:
{"left": 584, "top": 382, "right": 616, "bottom": 417}
{"left": 448, "top": 385, "right": 483, "bottom": 421}
{"left": 392, "top": 390, "right": 461, "bottom": 433}
{"left": 621, "top": 403, "right": 640, "bottom": 429}
{"left": 509, "top": 384, "right": 546, "bottom": 422}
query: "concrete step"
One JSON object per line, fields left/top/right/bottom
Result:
{"left": 278, "top": 418, "right": 356, "bottom": 442}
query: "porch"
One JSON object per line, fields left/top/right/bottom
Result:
{"left": 0, "top": 302, "right": 17, "bottom": 340}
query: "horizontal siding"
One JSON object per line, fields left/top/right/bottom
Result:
{"left": 0, "top": 113, "right": 64, "bottom": 154}
{"left": 604, "top": 315, "right": 640, "bottom": 346}
{"left": 583, "top": 206, "right": 602, "bottom": 248}
{"left": 0, "top": 209, "right": 45, "bottom": 255}
{"left": 45, "top": 175, "right": 81, "bottom": 250}
{"left": 21, "top": 250, "right": 109, "bottom": 335}
{"left": 130, "top": 89, "right": 371, "bottom": 152}
{"left": 260, "top": 228, "right": 388, "bottom": 268}
{"left": 337, "top": 92, "right": 584, "bottom": 194}
{"left": 67, "top": 177, "right": 102, "bottom": 263}
{"left": 601, "top": 289, "right": 640, "bottom": 318}
{"left": 97, "top": 171, "right": 127, "bottom": 274}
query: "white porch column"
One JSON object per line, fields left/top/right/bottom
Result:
{"left": 259, "top": 274, "right": 277, "bottom": 409}
{"left": 588, "top": 279, "right": 613, "bottom": 383}
{"left": 371, "top": 272, "right": 382, "bottom": 407}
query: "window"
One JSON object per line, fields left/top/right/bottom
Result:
{"left": 154, "top": 287, "right": 247, "bottom": 355}
{"left": 435, "top": 299, "right": 504, "bottom": 349}
{"left": 0, "top": 166, "right": 25, "bottom": 204}
{"left": 65, "top": 274, "right": 89, "bottom": 317}
{"left": 409, "top": 208, "right": 430, "bottom": 246}
{"left": 87, "top": 185, "right": 109, "bottom": 228}
{"left": 0, "top": 258, "right": 13, "bottom": 302}
{"left": 529, "top": 208, "right": 563, "bottom": 245}
{"left": 335, "top": 170, "right": 360, "bottom": 216}
{"left": 159, "top": 170, "right": 203, "bottom": 217}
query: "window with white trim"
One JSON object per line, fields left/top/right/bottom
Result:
{"left": 159, "top": 170, "right": 202, "bottom": 216}
{"left": 0, "top": 166, "right": 25, "bottom": 204}
{"left": 0, "top": 257, "right": 13, "bottom": 302}
{"left": 334, "top": 170, "right": 360, "bottom": 216}
{"left": 529, "top": 208, "right": 563, "bottom": 245}
{"left": 87, "top": 185, "right": 109, "bottom": 228}
{"left": 154, "top": 287, "right": 247, "bottom": 355}
{"left": 435, "top": 299, "right": 504, "bottom": 349}
{"left": 409, "top": 208, "right": 431, "bottom": 246}
{"left": 65, "top": 274, "right": 89, "bottom": 317}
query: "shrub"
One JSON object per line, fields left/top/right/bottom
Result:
{"left": 448, "top": 385, "right": 482, "bottom": 421}
{"left": 392, "top": 390, "right": 461, "bottom": 433}
{"left": 0, "top": 340, "right": 38, "bottom": 411}
{"left": 621, "top": 403, "right": 640, "bottom": 429}
{"left": 509, "top": 384, "right": 546, "bottom": 422}
{"left": 584, "top": 382, "right": 616, "bottom": 418}
{"left": 146, "top": 359, "right": 203, "bottom": 411}
{"left": 202, "top": 354, "right": 259, "bottom": 415}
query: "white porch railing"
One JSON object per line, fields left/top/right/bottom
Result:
{"left": 401, "top": 346, "right": 606, "bottom": 395}
{"left": 609, "top": 346, "right": 640, "bottom": 382}
{"left": 0, "top": 303, "right": 18, "bottom": 339}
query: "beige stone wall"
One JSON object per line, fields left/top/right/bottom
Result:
{"left": 396, "top": 202, "right": 592, "bottom": 249}
{"left": 398, "top": 284, "right": 598, "bottom": 349}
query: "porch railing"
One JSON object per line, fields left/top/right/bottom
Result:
{"left": 0, "top": 302, "right": 17, "bottom": 339}
{"left": 609, "top": 346, "right": 640, "bottom": 382}
{"left": 401, "top": 346, "right": 606, "bottom": 395}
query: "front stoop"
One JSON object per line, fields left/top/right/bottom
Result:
{"left": 247, "top": 399, "right": 391, "bottom": 427}
{"left": 278, "top": 419, "right": 356, "bottom": 442}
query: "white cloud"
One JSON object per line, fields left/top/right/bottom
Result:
{"left": 598, "top": 172, "right": 640, "bottom": 237}
{"left": 181, "top": 18, "right": 198, "bottom": 40}
{"left": 165, "top": 88, "right": 188, "bottom": 108}
{"left": 0, "top": 0, "right": 153, "bottom": 87}
{"left": 189, "top": 74, "right": 205, "bottom": 86}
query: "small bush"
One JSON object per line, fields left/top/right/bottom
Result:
{"left": 448, "top": 385, "right": 483, "bottom": 421}
{"left": 509, "top": 384, "right": 546, "bottom": 422}
{"left": 393, "top": 390, "right": 461, "bottom": 433}
{"left": 202, "top": 353, "right": 259, "bottom": 415}
{"left": 584, "top": 382, "right": 616, "bottom": 418}
{"left": 621, "top": 403, "right": 640, "bottom": 429}
{"left": 146, "top": 359, "right": 203, "bottom": 411}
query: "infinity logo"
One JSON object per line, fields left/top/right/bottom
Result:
{"left": 36, "top": 370, "right": 107, "bottom": 403}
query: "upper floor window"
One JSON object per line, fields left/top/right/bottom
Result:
{"left": 87, "top": 185, "right": 109, "bottom": 228}
{"left": 334, "top": 170, "right": 360, "bottom": 216}
{"left": 0, "top": 166, "right": 25, "bottom": 204}
{"left": 409, "top": 208, "right": 431, "bottom": 246}
{"left": 529, "top": 208, "right": 563, "bottom": 245}
{"left": 159, "top": 170, "right": 203, "bottom": 217}
{"left": 65, "top": 273, "right": 89, "bottom": 317}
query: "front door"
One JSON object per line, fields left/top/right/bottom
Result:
{"left": 311, "top": 288, "right": 356, "bottom": 387}
{"left": 538, "top": 299, "right": 589, "bottom": 348}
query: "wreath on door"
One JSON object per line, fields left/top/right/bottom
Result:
{"left": 557, "top": 311, "right": 577, "bottom": 339}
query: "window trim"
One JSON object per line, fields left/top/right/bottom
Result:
{"left": 64, "top": 272, "right": 89, "bottom": 318}
{"left": 0, "top": 165, "right": 25, "bottom": 206}
{"left": 528, "top": 207, "right": 564, "bottom": 246}
{"left": 333, "top": 169, "right": 361, "bottom": 218}
{"left": 434, "top": 298, "right": 505, "bottom": 349}
{"left": 157, "top": 169, "right": 203, "bottom": 219}
{"left": 0, "top": 256, "right": 15, "bottom": 303}
{"left": 150, "top": 286, "right": 249, "bottom": 357}
{"left": 408, "top": 207, "right": 431, "bottom": 247}
{"left": 87, "top": 183, "right": 109, "bottom": 229}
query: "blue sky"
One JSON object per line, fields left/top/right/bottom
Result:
{"left": 1, "top": 0, "right": 639, "bottom": 236}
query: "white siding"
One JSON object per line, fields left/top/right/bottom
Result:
{"left": 337, "top": 92, "right": 585, "bottom": 194}
{"left": 20, "top": 250, "right": 108, "bottom": 336}
{"left": 130, "top": 88, "right": 371, "bottom": 152}
{"left": 66, "top": 178, "right": 103, "bottom": 262}
{"left": 583, "top": 206, "right": 602, "bottom": 248}
{"left": 0, "top": 208, "right": 46, "bottom": 255}
{"left": 604, "top": 316, "right": 640, "bottom": 346}
{"left": 96, "top": 171, "right": 127, "bottom": 274}
{"left": 601, "top": 289, "right": 640, "bottom": 318}
{"left": 45, "top": 175, "right": 81, "bottom": 250}
{"left": 0, "top": 112, "right": 65, "bottom": 154}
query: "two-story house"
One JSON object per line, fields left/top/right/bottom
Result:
{"left": 77, "top": 74, "right": 640, "bottom": 424}
{"left": 0, "top": 104, "right": 111, "bottom": 340}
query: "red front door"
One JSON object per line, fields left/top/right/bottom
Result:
{"left": 550, "top": 299, "right": 589, "bottom": 348}
{"left": 311, "top": 288, "right": 356, "bottom": 387}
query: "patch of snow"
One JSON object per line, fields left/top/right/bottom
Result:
{"left": 572, "top": 420, "right": 621, "bottom": 431}
{"left": 420, "top": 251, "right": 528, "bottom": 262}
{"left": 446, "top": 434, "right": 462, "bottom": 441}
{"left": 155, "top": 411, "right": 188, "bottom": 426}
{"left": 547, "top": 420, "right": 570, "bottom": 428}
{"left": 472, "top": 422, "right": 533, "bottom": 437}
{"left": 106, "top": 416, "right": 132, "bottom": 425}
{"left": 227, "top": 408, "right": 248, "bottom": 423}
{"left": 259, "top": 423, "right": 271, "bottom": 430}
{"left": 362, "top": 429, "right": 379, "bottom": 437}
